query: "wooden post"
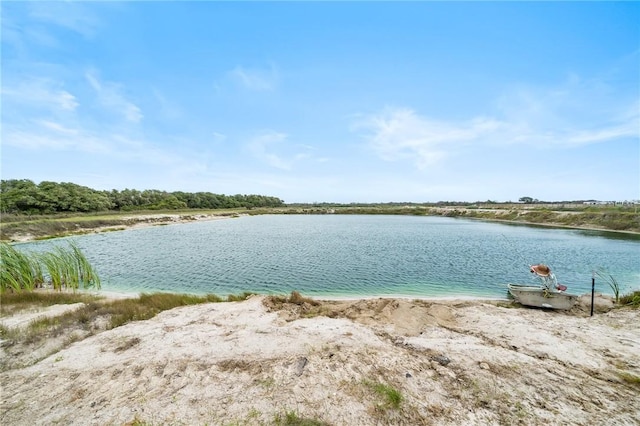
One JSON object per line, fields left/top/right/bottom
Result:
{"left": 590, "top": 274, "right": 595, "bottom": 317}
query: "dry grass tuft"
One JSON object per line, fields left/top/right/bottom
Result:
{"left": 217, "top": 358, "right": 267, "bottom": 374}
{"left": 0, "top": 291, "right": 250, "bottom": 371}
{"left": 114, "top": 337, "right": 141, "bottom": 352}
{"left": 618, "top": 371, "right": 640, "bottom": 387}
{"left": 263, "top": 291, "right": 335, "bottom": 321}
{"left": 289, "top": 291, "right": 320, "bottom": 306}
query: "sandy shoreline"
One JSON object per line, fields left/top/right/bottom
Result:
{"left": 1, "top": 293, "right": 638, "bottom": 425}
{"left": 5, "top": 213, "right": 241, "bottom": 243}
{"left": 5, "top": 210, "right": 639, "bottom": 244}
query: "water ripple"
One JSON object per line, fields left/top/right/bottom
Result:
{"left": 17, "top": 215, "right": 640, "bottom": 298}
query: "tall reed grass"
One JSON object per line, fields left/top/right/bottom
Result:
{"left": 596, "top": 268, "right": 620, "bottom": 303}
{"left": 0, "top": 241, "right": 100, "bottom": 292}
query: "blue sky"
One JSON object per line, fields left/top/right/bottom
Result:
{"left": 2, "top": 2, "right": 638, "bottom": 203}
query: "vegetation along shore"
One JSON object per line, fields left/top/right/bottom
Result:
{"left": 1, "top": 179, "right": 638, "bottom": 242}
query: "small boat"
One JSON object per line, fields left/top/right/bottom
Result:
{"left": 507, "top": 264, "right": 579, "bottom": 310}
{"left": 507, "top": 283, "right": 578, "bottom": 310}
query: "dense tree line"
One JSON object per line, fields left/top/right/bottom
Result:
{"left": 0, "top": 179, "right": 284, "bottom": 214}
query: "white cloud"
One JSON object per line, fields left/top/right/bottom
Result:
{"left": 37, "top": 120, "right": 79, "bottom": 135}
{"left": 229, "top": 64, "right": 278, "bottom": 91}
{"left": 3, "top": 127, "right": 107, "bottom": 153}
{"left": 3, "top": 120, "right": 206, "bottom": 173}
{"left": 355, "top": 77, "right": 639, "bottom": 169}
{"left": 245, "top": 131, "right": 323, "bottom": 170}
{"left": 566, "top": 122, "right": 638, "bottom": 145}
{"left": 1, "top": 78, "right": 79, "bottom": 112}
{"left": 247, "top": 131, "right": 292, "bottom": 170}
{"left": 86, "top": 71, "right": 143, "bottom": 123}
{"left": 353, "top": 108, "right": 504, "bottom": 168}
{"left": 28, "top": 2, "right": 101, "bottom": 38}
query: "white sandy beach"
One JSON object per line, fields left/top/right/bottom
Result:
{"left": 1, "top": 293, "right": 638, "bottom": 425}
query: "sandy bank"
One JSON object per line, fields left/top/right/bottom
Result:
{"left": 1, "top": 295, "right": 638, "bottom": 425}
{"left": 5, "top": 209, "right": 639, "bottom": 243}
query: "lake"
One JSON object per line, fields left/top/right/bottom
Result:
{"left": 17, "top": 215, "right": 640, "bottom": 299}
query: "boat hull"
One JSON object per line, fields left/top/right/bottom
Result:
{"left": 507, "top": 284, "right": 578, "bottom": 310}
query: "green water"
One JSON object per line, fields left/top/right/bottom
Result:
{"left": 18, "top": 215, "right": 640, "bottom": 299}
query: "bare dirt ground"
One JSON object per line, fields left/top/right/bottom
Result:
{"left": 1, "top": 295, "right": 639, "bottom": 426}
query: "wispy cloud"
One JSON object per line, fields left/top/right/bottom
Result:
{"left": 245, "top": 131, "right": 318, "bottom": 171}
{"left": 229, "top": 64, "right": 278, "bottom": 91}
{"left": 3, "top": 125, "right": 107, "bottom": 153}
{"left": 354, "top": 77, "right": 639, "bottom": 169}
{"left": 212, "top": 132, "right": 227, "bottom": 143}
{"left": 86, "top": 71, "right": 143, "bottom": 123}
{"left": 247, "top": 131, "right": 292, "bottom": 170}
{"left": 28, "top": 2, "right": 101, "bottom": 38}
{"left": 3, "top": 119, "right": 205, "bottom": 172}
{"left": 353, "top": 108, "right": 503, "bottom": 168}
{"left": 1, "top": 78, "right": 78, "bottom": 112}
{"left": 152, "top": 88, "right": 182, "bottom": 120}
{"left": 37, "top": 120, "right": 80, "bottom": 135}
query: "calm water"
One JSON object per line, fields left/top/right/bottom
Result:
{"left": 17, "top": 215, "right": 640, "bottom": 299}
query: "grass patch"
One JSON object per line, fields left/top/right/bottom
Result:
{"left": 107, "top": 293, "right": 225, "bottom": 328}
{"left": 617, "top": 371, "right": 640, "bottom": 386}
{"left": 273, "top": 411, "right": 331, "bottom": 426}
{"left": 123, "top": 415, "right": 153, "bottom": 426}
{"left": 364, "top": 380, "right": 403, "bottom": 410}
{"left": 619, "top": 290, "right": 640, "bottom": 308}
{"left": 226, "top": 291, "right": 256, "bottom": 302}
{"left": 0, "top": 291, "right": 102, "bottom": 316}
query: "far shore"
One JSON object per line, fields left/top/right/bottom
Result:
{"left": 467, "top": 215, "right": 640, "bottom": 235}
{"left": 3, "top": 208, "right": 639, "bottom": 244}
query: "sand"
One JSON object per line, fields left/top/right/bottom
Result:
{"left": 1, "top": 294, "right": 639, "bottom": 425}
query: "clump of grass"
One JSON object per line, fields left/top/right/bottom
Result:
{"left": 364, "top": 380, "right": 403, "bottom": 410}
{"left": 273, "top": 411, "right": 331, "bottom": 426}
{"left": 619, "top": 290, "right": 640, "bottom": 308}
{"left": 263, "top": 291, "right": 331, "bottom": 320}
{"left": 617, "top": 371, "right": 640, "bottom": 386}
{"left": 289, "top": 290, "right": 320, "bottom": 306}
{"left": 0, "top": 241, "right": 100, "bottom": 292}
{"left": 226, "top": 291, "right": 256, "bottom": 302}
{"left": 0, "top": 242, "right": 44, "bottom": 291}
{"left": 596, "top": 268, "right": 620, "bottom": 303}
{"left": 123, "top": 415, "right": 153, "bottom": 426}
{"left": 267, "top": 291, "right": 319, "bottom": 306}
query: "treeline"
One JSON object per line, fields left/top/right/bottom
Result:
{"left": 0, "top": 179, "right": 284, "bottom": 214}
